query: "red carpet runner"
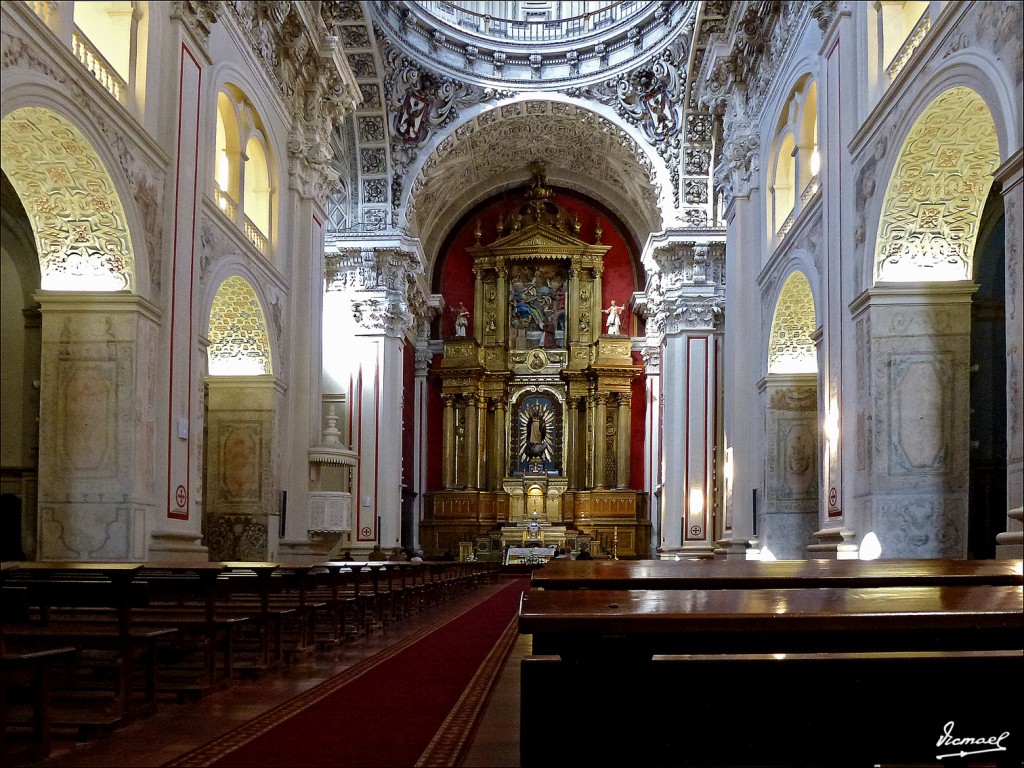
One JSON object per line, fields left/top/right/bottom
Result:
{"left": 165, "top": 578, "right": 528, "bottom": 768}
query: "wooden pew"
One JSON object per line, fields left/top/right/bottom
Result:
{"left": 0, "top": 563, "right": 177, "bottom": 735}
{"left": 518, "top": 572, "right": 1024, "bottom": 766}
{"left": 521, "top": 649, "right": 1023, "bottom": 766}
{"left": 530, "top": 556, "right": 1024, "bottom": 590}
{"left": 215, "top": 562, "right": 294, "bottom": 673}
{"left": 132, "top": 563, "right": 251, "bottom": 696}
{"left": 519, "top": 584, "right": 1024, "bottom": 659}
{"left": 1, "top": 582, "right": 77, "bottom": 762}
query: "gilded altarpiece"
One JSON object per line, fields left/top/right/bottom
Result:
{"left": 422, "top": 169, "right": 648, "bottom": 557}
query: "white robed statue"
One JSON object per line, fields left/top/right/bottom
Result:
{"left": 603, "top": 300, "right": 624, "bottom": 335}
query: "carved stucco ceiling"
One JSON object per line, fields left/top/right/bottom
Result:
{"left": 407, "top": 99, "right": 664, "bottom": 269}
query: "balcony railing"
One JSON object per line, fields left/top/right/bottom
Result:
{"left": 414, "top": 0, "right": 640, "bottom": 43}
{"left": 72, "top": 27, "right": 127, "bottom": 104}
{"left": 214, "top": 186, "right": 238, "bottom": 220}
{"left": 26, "top": 0, "right": 53, "bottom": 25}
{"left": 243, "top": 215, "right": 268, "bottom": 255}
{"left": 777, "top": 210, "right": 795, "bottom": 241}
{"left": 886, "top": 11, "right": 931, "bottom": 81}
{"left": 799, "top": 175, "right": 820, "bottom": 204}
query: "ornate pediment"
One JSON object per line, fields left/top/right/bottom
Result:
{"left": 478, "top": 222, "right": 606, "bottom": 260}
{"left": 468, "top": 163, "right": 609, "bottom": 263}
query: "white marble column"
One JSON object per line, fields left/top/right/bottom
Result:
{"left": 203, "top": 376, "right": 283, "bottom": 561}
{"left": 412, "top": 344, "right": 432, "bottom": 551}
{"left": 760, "top": 374, "right": 819, "bottom": 559}
{"left": 641, "top": 345, "right": 662, "bottom": 556}
{"left": 813, "top": 8, "right": 858, "bottom": 558}
{"left": 646, "top": 238, "right": 725, "bottom": 558}
{"left": 849, "top": 282, "right": 976, "bottom": 558}
{"left": 708, "top": 89, "right": 764, "bottom": 559}
{"left": 35, "top": 292, "right": 161, "bottom": 561}
{"left": 323, "top": 244, "right": 421, "bottom": 555}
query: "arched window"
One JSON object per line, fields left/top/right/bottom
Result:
{"left": 212, "top": 86, "right": 274, "bottom": 257}
{"left": 772, "top": 132, "right": 796, "bottom": 238}
{"left": 207, "top": 276, "right": 273, "bottom": 376}
{"left": 796, "top": 81, "right": 819, "bottom": 201}
{"left": 876, "top": 1, "right": 930, "bottom": 82}
{"left": 215, "top": 92, "right": 241, "bottom": 220}
{"left": 73, "top": 1, "right": 139, "bottom": 106}
{"left": 768, "top": 272, "right": 817, "bottom": 375}
{"left": 244, "top": 135, "right": 272, "bottom": 248}
{"left": 768, "top": 76, "right": 820, "bottom": 245}
{"left": 874, "top": 87, "right": 1000, "bottom": 282}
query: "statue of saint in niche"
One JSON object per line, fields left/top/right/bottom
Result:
{"left": 516, "top": 395, "right": 560, "bottom": 475}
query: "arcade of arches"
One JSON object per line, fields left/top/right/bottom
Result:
{"left": 1, "top": 1, "right": 1022, "bottom": 566}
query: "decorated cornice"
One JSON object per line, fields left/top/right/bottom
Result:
{"left": 170, "top": 1, "right": 218, "bottom": 48}
{"left": 381, "top": 35, "right": 513, "bottom": 221}
{"left": 662, "top": 295, "right": 725, "bottom": 333}
{"left": 643, "top": 238, "right": 726, "bottom": 336}
{"left": 324, "top": 243, "right": 423, "bottom": 336}
{"left": 693, "top": 1, "right": 817, "bottom": 209}
{"left": 220, "top": 1, "right": 362, "bottom": 204}
{"left": 565, "top": 33, "right": 693, "bottom": 206}
{"left": 370, "top": 1, "right": 697, "bottom": 89}
{"left": 713, "top": 92, "right": 760, "bottom": 206}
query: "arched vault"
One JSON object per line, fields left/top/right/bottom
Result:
{"left": 404, "top": 99, "right": 666, "bottom": 273}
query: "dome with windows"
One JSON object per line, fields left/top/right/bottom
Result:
{"left": 371, "top": 0, "right": 697, "bottom": 87}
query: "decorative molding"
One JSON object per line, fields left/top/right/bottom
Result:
{"left": 170, "top": 0, "right": 218, "bottom": 49}
{"left": 220, "top": 1, "right": 362, "bottom": 204}
{"left": 324, "top": 244, "right": 423, "bottom": 337}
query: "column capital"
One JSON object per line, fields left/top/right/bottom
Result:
{"left": 662, "top": 296, "right": 724, "bottom": 334}
{"left": 324, "top": 242, "right": 424, "bottom": 337}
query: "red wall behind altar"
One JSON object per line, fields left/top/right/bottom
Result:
{"left": 426, "top": 188, "right": 647, "bottom": 494}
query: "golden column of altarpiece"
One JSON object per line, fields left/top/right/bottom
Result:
{"left": 422, "top": 169, "right": 650, "bottom": 558}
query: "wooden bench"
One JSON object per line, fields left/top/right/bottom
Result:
{"left": 520, "top": 584, "right": 1024, "bottom": 659}
{"left": 0, "top": 564, "right": 177, "bottom": 735}
{"left": 521, "top": 649, "right": 1023, "bottom": 766}
{"left": 530, "top": 556, "right": 1024, "bottom": 590}
{"left": 133, "top": 563, "right": 253, "bottom": 696}
{"left": 1, "top": 584, "right": 77, "bottom": 762}
{"left": 518, "top": 574, "right": 1024, "bottom": 766}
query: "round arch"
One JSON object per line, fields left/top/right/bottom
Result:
{"left": 857, "top": 52, "right": 1019, "bottom": 292}
{"left": 872, "top": 86, "right": 1000, "bottom": 283}
{"left": 0, "top": 101, "right": 146, "bottom": 295}
{"left": 401, "top": 94, "right": 667, "bottom": 270}
{"left": 206, "top": 274, "right": 274, "bottom": 376}
{"left": 767, "top": 270, "right": 818, "bottom": 376}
